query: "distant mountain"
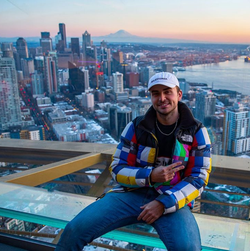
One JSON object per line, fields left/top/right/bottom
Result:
{"left": 106, "top": 29, "right": 136, "bottom": 38}
{"left": 92, "top": 29, "right": 200, "bottom": 44}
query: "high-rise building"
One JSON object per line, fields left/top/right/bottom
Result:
{"left": 125, "top": 72, "right": 139, "bottom": 88}
{"left": 0, "top": 56, "right": 22, "bottom": 130}
{"left": 31, "top": 71, "right": 44, "bottom": 95}
{"left": 178, "top": 78, "right": 189, "bottom": 95}
{"left": 85, "top": 46, "right": 97, "bottom": 62}
{"left": 195, "top": 90, "right": 216, "bottom": 125}
{"left": 59, "top": 23, "right": 67, "bottom": 50}
{"left": 100, "top": 47, "right": 111, "bottom": 77}
{"left": 1, "top": 43, "right": 14, "bottom": 58}
{"left": 222, "top": 103, "right": 250, "bottom": 156}
{"left": 55, "top": 33, "right": 64, "bottom": 53}
{"left": 82, "top": 31, "right": 91, "bottom": 49}
{"left": 44, "top": 52, "right": 59, "bottom": 94}
{"left": 58, "top": 69, "right": 69, "bottom": 85}
{"left": 1, "top": 42, "right": 13, "bottom": 53}
{"left": 112, "top": 72, "right": 123, "bottom": 93}
{"left": 162, "top": 62, "right": 173, "bottom": 73}
{"left": 68, "top": 62, "right": 85, "bottom": 95}
{"left": 16, "top": 37, "right": 29, "bottom": 59}
{"left": 82, "top": 68, "right": 89, "bottom": 90}
{"left": 71, "top": 38, "right": 80, "bottom": 57}
{"left": 112, "top": 51, "right": 123, "bottom": 64}
{"left": 82, "top": 31, "right": 91, "bottom": 61}
{"left": 112, "top": 51, "right": 123, "bottom": 73}
{"left": 82, "top": 91, "right": 94, "bottom": 110}
{"left": 141, "top": 66, "right": 155, "bottom": 85}
{"left": 34, "top": 56, "right": 45, "bottom": 74}
{"left": 108, "top": 104, "right": 132, "bottom": 140}
{"left": 21, "top": 58, "right": 35, "bottom": 79}
{"left": 40, "top": 32, "right": 52, "bottom": 54}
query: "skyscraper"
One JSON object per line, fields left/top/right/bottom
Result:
{"left": 162, "top": 62, "right": 173, "bottom": 73}
{"left": 112, "top": 72, "right": 123, "bottom": 93}
{"left": 55, "top": 32, "right": 64, "bottom": 53}
{"left": 68, "top": 62, "right": 85, "bottom": 95}
{"left": 195, "top": 90, "right": 216, "bottom": 125}
{"left": 21, "top": 58, "right": 35, "bottom": 79}
{"left": 82, "top": 68, "right": 89, "bottom": 90}
{"left": 222, "top": 103, "right": 250, "bottom": 156}
{"left": 112, "top": 51, "right": 123, "bottom": 73}
{"left": 34, "top": 56, "right": 45, "bottom": 94}
{"left": 108, "top": 104, "right": 132, "bottom": 140}
{"left": 44, "top": 52, "right": 59, "bottom": 94}
{"left": 59, "top": 23, "right": 67, "bottom": 50}
{"left": 141, "top": 66, "right": 154, "bottom": 85}
{"left": 100, "top": 47, "right": 111, "bottom": 77}
{"left": 71, "top": 38, "right": 80, "bottom": 57}
{"left": 1, "top": 43, "right": 14, "bottom": 58}
{"left": 1, "top": 42, "right": 13, "bottom": 52}
{"left": 40, "top": 32, "right": 52, "bottom": 54}
{"left": 85, "top": 46, "right": 97, "bottom": 61}
{"left": 0, "top": 55, "right": 22, "bottom": 130}
{"left": 82, "top": 31, "right": 91, "bottom": 61}
{"left": 82, "top": 31, "right": 91, "bottom": 49}
{"left": 31, "top": 71, "right": 44, "bottom": 95}
{"left": 125, "top": 72, "right": 139, "bottom": 88}
{"left": 16, "top": 37, "right": 29, "bottom": 59}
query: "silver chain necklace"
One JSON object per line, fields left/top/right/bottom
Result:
{"left": 156, "top": 119, "right": 178, "bottom": 136}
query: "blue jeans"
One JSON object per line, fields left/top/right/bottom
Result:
{"left": 55, "top": 188, "right": 201, "bottom": 251}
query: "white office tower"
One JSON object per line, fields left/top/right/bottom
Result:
{"left": 82, "top": 92, "right": 94, "bottom": 110}
{"left": 0, "top": 56, "right": 22, "bottom": 130}
{"left": 81, "top": 68, "right": 89, "bottom": 90}
{"left": 223, "top": 103, "right": 250, "bottom": 156}
{"left": 113, "top": 72, "right": 123, "bottom": 93}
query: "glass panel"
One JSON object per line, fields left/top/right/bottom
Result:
{"left": 0, "top": 182, "right": 249, "bottom": 250}
{"left": 0, "top": 181, "right": 95, "bottom": 229}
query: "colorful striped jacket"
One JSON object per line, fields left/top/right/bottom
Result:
{"left": 109, "top": 102, "right": 212, "bottom": 214}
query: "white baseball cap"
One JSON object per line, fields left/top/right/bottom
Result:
{"left": 148, "top": 72, "right": 179, "bottom": 90}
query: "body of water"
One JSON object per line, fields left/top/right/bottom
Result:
{"left": 176, "top": 56, "right": 250, "bottom": 95}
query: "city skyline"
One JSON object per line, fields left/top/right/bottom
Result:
{"left": 1, "top": 0, "right": 250, "bottom": 44}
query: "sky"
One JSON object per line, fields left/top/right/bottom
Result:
{"left": 1, "top": 0, "right": 250, "bottom": 43}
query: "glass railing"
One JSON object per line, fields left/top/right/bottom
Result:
{"left": 0, "top": 139, "right": 249, "bottom": 250}
{"left": 0, "top": 181, "right": 249, "bottom": 251}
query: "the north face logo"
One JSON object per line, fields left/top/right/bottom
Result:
{"left": 181, "top": 134, "right": 193, "bottom": 142}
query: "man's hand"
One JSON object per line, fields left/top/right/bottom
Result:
{"left": 137, "top": 200, "right": 164, "bottom": 224}
{"left": 150, "top": 161, "right": 184, "bottom": 183}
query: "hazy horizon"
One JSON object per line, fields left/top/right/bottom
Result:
{"left": 1, "top": 0, "right": 250, "bottom": 44}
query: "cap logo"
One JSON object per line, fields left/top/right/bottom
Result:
{"left": 151, "top": 77, "right": 168, "bottom": 83}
